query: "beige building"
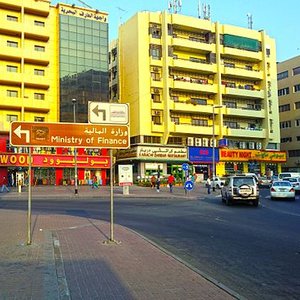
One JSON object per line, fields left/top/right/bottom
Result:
{"left": 111, "top": 11, "right": 283, "bottom": 179}
{"left": 277, "top": 55, "right": 300, "bottom": 172}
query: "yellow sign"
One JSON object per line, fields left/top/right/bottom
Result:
{"left": 220, "top": 149, "right": 286, "bottom": 162}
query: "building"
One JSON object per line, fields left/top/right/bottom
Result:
{"left": 0, "top": 0, "right": 110, "bottom": 186}
{"left": 111, "top": 11, "right": 285, "bottom": 180}
{"left": 277, "top": 55, "right": 300, "bottom": 172}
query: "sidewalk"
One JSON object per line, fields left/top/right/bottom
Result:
{"left": 0, "top": 185, "right": 237, "bottom": 300}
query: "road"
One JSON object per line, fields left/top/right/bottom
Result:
{"left": 2, "top": 188, "right": 300, "bottom": 300}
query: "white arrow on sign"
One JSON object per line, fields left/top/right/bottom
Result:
{"left": 14, "top": 125, "right": 30, "bottom": 143}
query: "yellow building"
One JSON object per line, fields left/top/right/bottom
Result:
{"left": 113, "top": 11, "right": 283, "bottom": 179}
{"left": 277, "top": 55, "right": 300, "bottom": 172}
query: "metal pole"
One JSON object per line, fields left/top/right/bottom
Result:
{"left": 212, "top": 106, "right": 216, "bottom": 191}
{"left": 110, "top": 149, "right": 114, "bottom": 241}
{"left": 27, "top": 147, "right": 32, "bottom": 245}
{"left": 72, "top": 99, "right": 78, "bottom": 195}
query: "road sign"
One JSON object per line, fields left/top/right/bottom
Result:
{"left": 184, "top": 180, "right": 194, "bottom": 191}
{"left": 182, "top": 163, "right": 189, "bottom": 171}
{"left": 10, "top": 122, "right": 130, "bottom": 149}
{"left": 88, "top": 102, "right": 129, "bottom": 124}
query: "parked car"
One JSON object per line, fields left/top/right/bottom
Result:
{"left": 258, "top": 176, "right": 272, "bottom": 188}
{"left": 285, "top": 177, "right": 300, "bottom": 194}
{"left": 278, "top": 172, "right": 300, "bottom": 180}
{"left": 211, "top": 176, "right": 225, "bottom": 189}
{"left": 270, "top": 181, "right": 295, "bottom": 201}
{"left": 221, "top": 175, "right": 259, "bottom": 207}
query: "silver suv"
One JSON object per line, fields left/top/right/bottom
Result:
{"left": 221, "top": 175, "right": 259, "bottom": 207}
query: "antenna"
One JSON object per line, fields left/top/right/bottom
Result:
{"left": 168, "top": 0, "right": 183, "bottom": 14}
{"left": 75, "top": 0, "right": 92, "bottom": 9}
{"left": 116, "top": 6, "right": 127, "bottom": 24}
{"left": 202, "top": 3, "right": 211, "bottom": 20}
{"left": 198, "top": 0, "right": 201, "bottom": 18}
{"left": 247, "top": 13, "right": 253, "bottom": 29}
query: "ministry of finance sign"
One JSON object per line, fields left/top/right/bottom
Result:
{"left": 10, "top": 122, "right": 129, "bottom": 149}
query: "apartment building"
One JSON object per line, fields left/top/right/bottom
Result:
{"left": 0, "top": 0, "right": 110, "bottom": 186}
{"left": 112, "top": 11, "right": 285, "bottom": 179}
{"left": 277, "top": 55, "right": 300, "bottom": 172}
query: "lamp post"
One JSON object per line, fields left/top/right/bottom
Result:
{"left": 212, "top": 105, "right": 223, "bottom": 191}
{"left": 72, "top": 98, "right": 78, "bottom": 195}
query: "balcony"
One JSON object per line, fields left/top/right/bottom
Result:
{"left": 151, "top": 123, "right": 164, "bottom": 133}
{"left": 3, "top": 0, "right": 50, "bottom": 16}
{"left": 172, "top": 57, "right": 217, "bottom": 73}
{"left": 172, "top": 36, "right": 214, "bottom": 53}
{"left": 223, "top": 86, "right": 264, "bottom": 99}
{"left": 173, "top": 79, "right": 217, "bottom": 94}
{"left": 222, "top": 66, "right": 263, "bottom": 81}
{"left": 224, "top": 127, "right": 266, "bottom": 139}
{"left": 225, "top": 106, "right": 265, "bottom": 119}
{"left": 171, "top": 123, "right": 217, "bottom": 135}
{"left": 0, "top": 46, "right": 22, "bottom": 61}
{"left": 221, "top": 45, "right": 262, "bottom": 61}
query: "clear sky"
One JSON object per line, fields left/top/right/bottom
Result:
{"left": 52, "top": 0, "right": 300, "bottom": 62}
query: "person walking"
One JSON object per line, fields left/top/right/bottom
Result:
{"left": 91, "top": 175, "right": 99, "bottom": 189}
{"left": 156, "top": 176, "right": 161, "bottom": 192}
{"left": 167, "top": 174, "right": 175, "bottom": 193}
{"left": 206, "top": 177, "right": 211, "bottom": 194}
{"left": 1, "top": 176, "right": 10, "bottom": 193}
{"left": 150, "top": 175, "right": 156, "bottom": 189}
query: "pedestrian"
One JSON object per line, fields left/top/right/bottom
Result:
{"left": 92, "top": 175, "right": 99, "bottom": 189}
{"left": 150, "top": 175, "right": 156, "bottom": 189}
{"left": 167, "top": 174, "right": 175, "bottom": 193}
{"left": 206, "top": 177, "right": 211, "bottom": 194}
{"left": 156, "top": 177, "right": 160, "bottom": 192}
{"left": 1, "top": 176, "right": 10, "bottom": 193}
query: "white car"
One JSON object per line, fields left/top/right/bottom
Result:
{"left": 270, "top": 181, "right": 295, "bottom": 201}
{"left": 211, "top": 176, "right": 225, "bottom": 189}
{"left": 285, "top": 177, "right": 300, "bottom": 194}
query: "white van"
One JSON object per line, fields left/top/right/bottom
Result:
{"left": 278, "top": 172, "right": 300, "bottom": 180}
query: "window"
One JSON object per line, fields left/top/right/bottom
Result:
{"left": 224, "top": 121, "right": 238, "bottom": 128}
{"left": 151, "top": 72, "right": 160, "bottom": 81}
{"left": 149, "top": 24, "right": 161, "bottom": 38}
{"left": 280, "top": 120, "right": 292, "bottom": 129}
{"left": 171, "top": 117, "right": 179, "bottom": 124}
{"left": 190, "top": 98, "right": 207, "bottom": 105}
{"left": 288, "top": 149, "right": 300, "bottom": 157}
{"left": 297, "top": 136, "right": 300, "bottom": 141}
{"left": 152, "top": 116, "right": 161, "bottom": 124}
{"left": 281, "top": 137, "right": 292, "bottom": 143}
{"left": 293, "top": 66, "right": 300, "bottom": 76}
{"left": 224, "top": 101, "right": 237, "bottom": 108}
{"left": 149, "top": 44, "right": 162, "bottom": 60}
{"left": 279, "top": 104, "right": 290, "bottom": 112}
{"left": 295, "top": 101, "right": 300, "bottom": 109}
{"left": 34, "top": 69, "right": 45, "bottom": 76}
{"left": 34, "top": 45, "right": 45, "bottom": 52}
{"left": 34, "top": 116, "right": 45, "bottom": 122}
{"left": 144, "top": 136, "right": 161, "bottom": 144}
{"left": 296, "top": 119, "right": 300, "bottom": 127}
{"left": 277, "top": 70, "right": 288, "bottom": 80}
{"left": 294, "top": 84, "right": 300, "bottom": 92}
{"left": 192, "top": 119, "right": 208, "bottom": 126}
{"left": 278, "top": 87, "right": 289, "bottom": 96}
{"left": 7, "top": 115, "right": 18, "bottom": 122}
{"left": 34, "top": 93, "right": 45, "bottom": 100}
{"left": 34, "top": 20, "right": 45, "bottom": 27}
{"left": 151, "top": 94, "right": 161, "bottom": 103}
{"left": 7, "top": 90, "right": 18, "bottom": 97}
{"left": 7, "top": 65, "right": 18, "bottom": 72}
{"left": 7, "top": 15, "right": 18, "bottom": 22}
{"left": 7, "top": 40, "right": 18, "bottom": 48}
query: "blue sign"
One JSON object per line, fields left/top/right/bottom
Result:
{"left": 188, "top": 147, "right": 219, "bottom": 163}
{"left": 184, "top": 180, "right": 194, "bottom": 191}
{"left": 218, "top": 138, "right": 228, "bottom": 148}
{"left": 182, "top": 163, "right": 189, "bottom": 171}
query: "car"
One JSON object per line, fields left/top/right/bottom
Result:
{"left": 270, "top": 181, "right": 295, "bottom": 201}
{"left": 278, "top": 172, "right": 300, "bottom": 180}
{"left": 221, "top": 175, "right": 259, "bottom": 207}
{"left": 285, "top": 177, "right": 300, "bottom": 194}
{"left": 258, "top": 176, "right": 272, "bottom": 188}
{"left": 211, "top": 176, "right": 225, "bottom": 189}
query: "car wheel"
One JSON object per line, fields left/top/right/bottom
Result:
{"left": 253, "top": 199, "right": 259, "bottom": 207}
{"left": 291, "top": 197, "right": 296, "bottom": 201}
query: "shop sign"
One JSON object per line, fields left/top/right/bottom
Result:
{"left": 137, "top": 146, "right": 187, "bottom": 160}
{"left": 189, "top": 147, "right": 219, "bottom": 163}
{"left": 0, "top": 153, "right": 110, "bottom": 168}
{"left": 220, "top": 149, "right": 287, "bottom": 162}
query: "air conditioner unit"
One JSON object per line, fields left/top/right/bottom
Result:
{"left": 256, "top": 142, "right": 262, "bottom": 150}
{"left": 153, "top": 67, "right": 159, "bottom": 72}
{"left": 202, "top": 138, "right": 209, "bottom": 147}
{"left": 154, "top": 88, "right": 160, "bottom": 94}
{"left": 195, "top": 138, "right": 202, "bottom": 146}
{"left": 154, "top": 110, "right": 161, "bottom": 115}
{"left": 187, "top": 137, "right": 194, "bottom": 146}
{"left": 249, "top": 142, "right": 255, "bottom": 149}
{"left": 239, "top": 141, "right": 246, "bottom": 149}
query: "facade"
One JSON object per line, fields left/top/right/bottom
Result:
{"left": 111, "top": 11, "right": 284, "bottom": 180}
{"left": 0, "top": 0, "right": 110, "bottom": 186}
{"left": 277, "top": 55, "right": 300, "bottom": 172}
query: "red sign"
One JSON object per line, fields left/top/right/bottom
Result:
{"left": 0, "top": 153, "right": 110, "bottom": 168}
{"left": 10, "top": 122, "right": 129, "bottom": 149}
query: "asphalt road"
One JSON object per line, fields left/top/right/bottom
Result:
{"left": 2, "top": 189, "right": 300, "bottom": 300}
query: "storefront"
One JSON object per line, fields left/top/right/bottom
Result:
{"left": 116, "top": 145, "right": 189, "bottom": 181}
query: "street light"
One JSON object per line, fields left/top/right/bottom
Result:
{"left": 72, "top": 98, "right": 78, "bottom": 195}
{"left": 212, "top": 105, "right": 223, "bottom": 191}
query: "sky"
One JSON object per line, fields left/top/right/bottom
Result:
{"left": 51, "top": 0, "right": 300, "bottom": 62}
